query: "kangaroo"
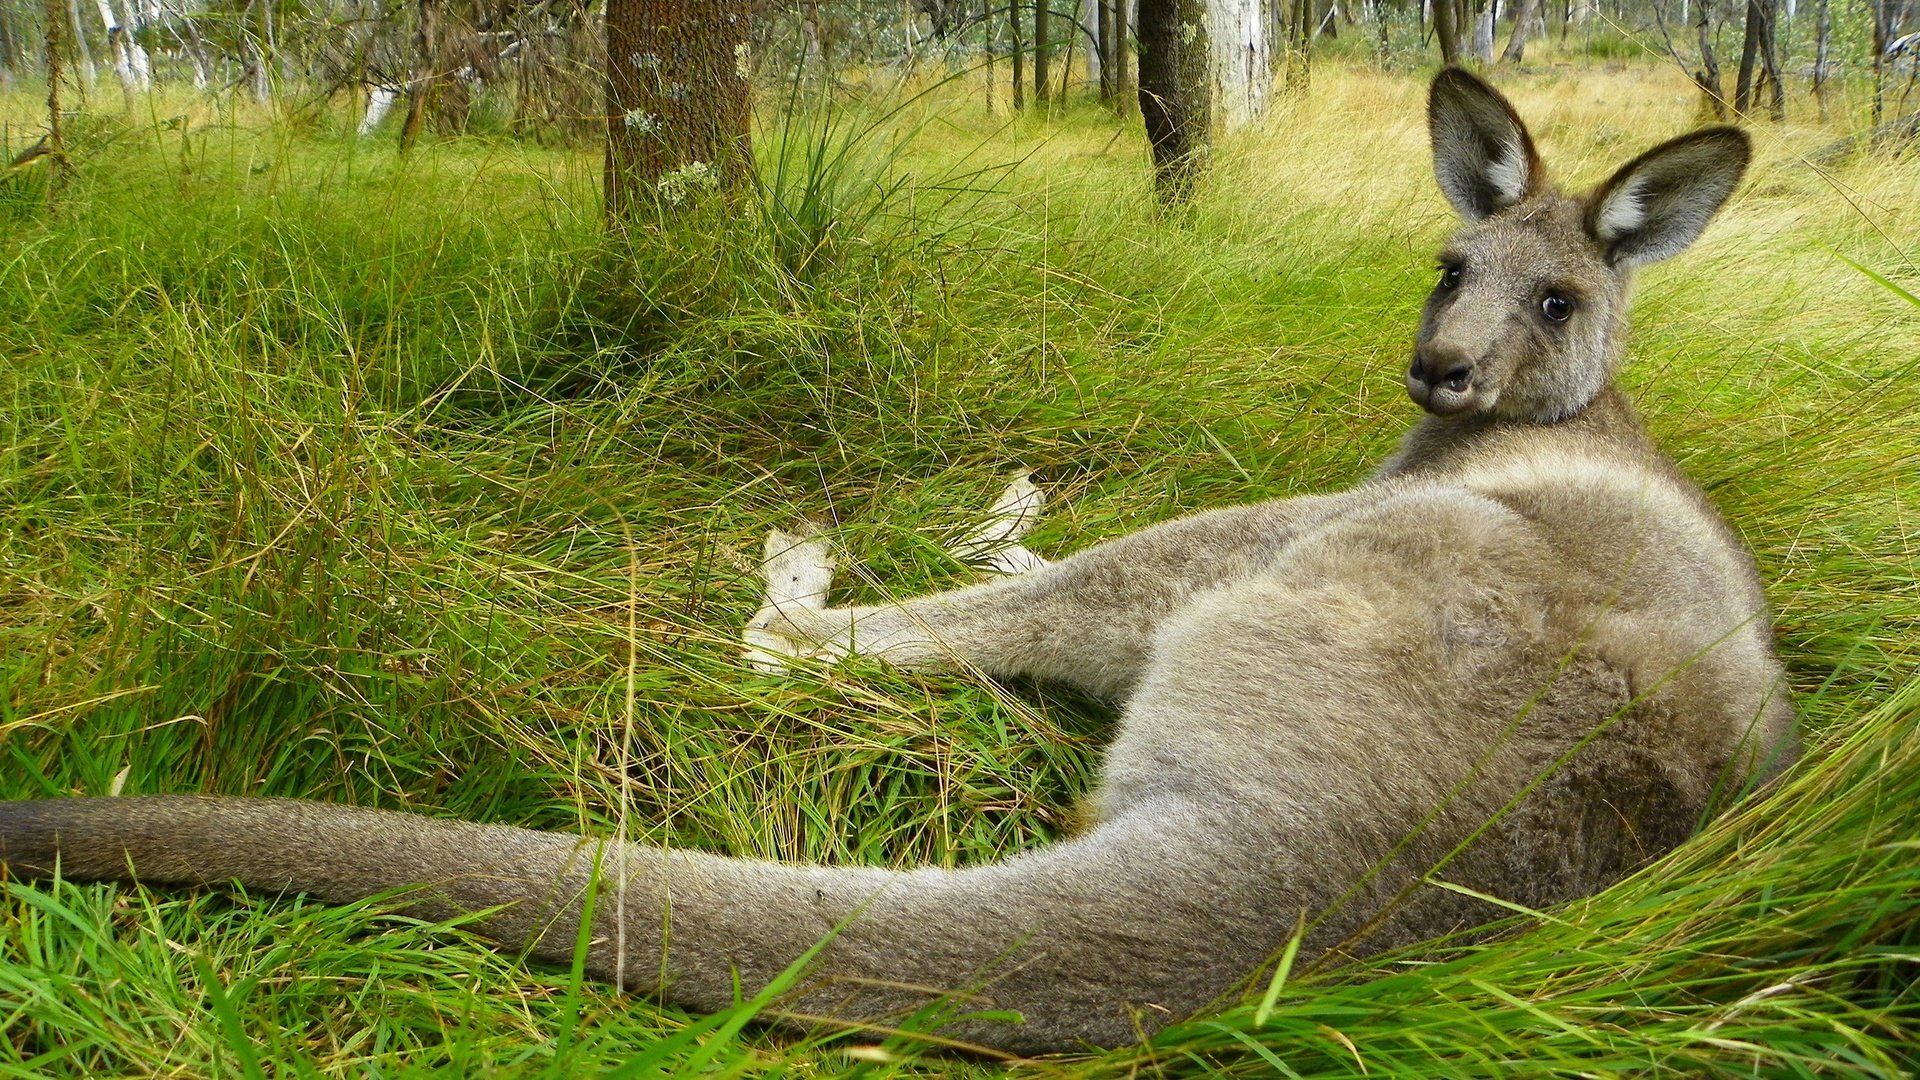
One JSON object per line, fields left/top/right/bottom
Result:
{"left": 0, "top": 71, "right": 1797, "bottom": 1057}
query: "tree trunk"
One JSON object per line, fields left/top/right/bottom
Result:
{"left": 179, "top": 14, "right": 213, "bottom": 91}
{"left": 1695, "top": 1, "right": 1725, "bottom": 118}
{"left": 603, "top": 0, "right": 752, "bottom": 223}
{"left": 1502, "top": 0, "right": 1535, "bottom": 60}
{"left": 1090, "top": 0, "right": 1107, "bottom": 95}
{"left": 247, "top": 0, "right": 274, "bottom": 103}
{"left": 1011, "top": 1, "right": 1025, "bottom": 110}
{"left": 1470, "top": 0, "right": 1494, "bottom": 60}
{"left": 1034, "top": 0, "right": 1049, "bottom": 108}
{"left": 1111, "top": 0, "right": 1130, "bottom": 114}
{"left": 399, "top": 0, "right": 435, "bottom": 150}
{"left": 44, "top": 0, "right": 67, "bottom": 189}
{"left": 65, "top": 0, "right": 94, "bottom": 89}
{"left": 1137, "top": 0, "right": 1210, "bottom": 205}
{"left": 114, "top": 0, "right": 148, "bottom": 89}
{"left": 0, "top": 7, "right": 16, "bottom": 89}
{"left": 1210, "top": 0, "right": 1269, "bottom": 128}
{"left": 1869, "top": 0, "right": 1886, "bottom": 125}
{"left": 1734, "top": 0, "right": 1779, "bottom": 118}
{"left": 1811, "top": 0, "right": 1829, "bottom": 117}
{"left": 1433, "top": 0, "right": 1460, "bottom": 63}
{"left": 1285, "top": 0, "right": 1311, "bottom": 92}
{"left": 1734, "top": 0, "right": 1758, "bottom": 114}
{"left": 985, "top": 0, "right": 999, "bottom": 113}
{"left": 1758, "top": 0, "right": 1784, "bottom": 120}
{"left": 93, "top": 0, "right": 133, "bottom": 109}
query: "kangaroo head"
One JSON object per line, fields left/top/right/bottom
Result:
{"left": 1409, "top": 68, "right": 1751, "bottom": 423}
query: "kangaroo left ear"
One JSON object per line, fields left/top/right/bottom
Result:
{"left": 1586, "top": 126, "right": 1751, "bottom": 268}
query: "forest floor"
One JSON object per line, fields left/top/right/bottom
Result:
{"left": 1, "top": 58, "right": 1917, "bottom": 1076}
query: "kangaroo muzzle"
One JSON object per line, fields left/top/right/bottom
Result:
{"left": 1408, "top": 351, "right": 1476, "bottom": 416}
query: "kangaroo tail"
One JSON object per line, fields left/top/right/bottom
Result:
{"left": 0, "top": 796, "right": 1284, "bottom": 1053}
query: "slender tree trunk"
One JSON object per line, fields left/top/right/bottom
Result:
{"left": 985, "top": 0, "right": 999, "bottom": 112}
{"left": 1034, "top": 0, "right": 1050, "bottom": 108}
{"left": 603, "top": 0, "right": 752, "bottom": 223}
{"left": 1758, "top": 0, "right": 1784, "bottom": 120}
{"left": 65, "top": 0, "right": 94, "bottom": 89}
{"left": 1057, "top": 2, "right": 1079, "bottom": 101}
{"left": 1137, "top": 0, "right": 1209, "bottom": 205}
{"left": 1734, "top": 0, "right": 1779, "bottom": 118}
{"left": 1502, "top": 0, "right": 1535, "bottom": 60}
{"left": 1010, "top": 1, "right": 1025, "bottom": 110}
{"left": 1433, "top": 0, "right": 1459, "bottom": 62}
{"left": 1811, "top": 0, "right": 1829, "bottom": 117}
{"left": 114, "top": 0, "right": 148, "bottom": 88}
{"left": 1695, "top": 1, "right": 1725, "bottom": 118}
{"left": 399, "top": 0, "right": 434, "bottom": 150}
{"left": 179, "top": 13, "right": 213, "bottom": 90}
{"left": 1734, "top": 0, "right": 1756, "bottom": 113}
{"left": 1285, "top": 0, "right": 1311, "bottom": 92}
{"left": 1090, "top": 0, "right": 1107, "bottom": 94}
{"left": 1868, "top": 0, "right": 1890, "bottom": 125}
{"left": 45, "top": 0, "right": 68, "bottom": 189}
{"left": 0, "top": 8, "right": 16, "bottom": 89}
{"left": 1110, "top": 0, "right": 1130, "bottom": 114}
{"left": 92, "top": 0, "right": 132, "bottom": 110}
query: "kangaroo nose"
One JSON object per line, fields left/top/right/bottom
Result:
{"left": 1407, "top": 348, "right": 1475, "bottom": 415}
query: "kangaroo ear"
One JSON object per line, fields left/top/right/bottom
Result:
{"left": 1586, "top": 127, "right": 1750, "bottom": 268}
{"left": 1429, "top": 67, "right": 1544, "bottom": 221}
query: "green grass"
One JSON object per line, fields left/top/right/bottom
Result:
{"left": 2, "top": 61, "right": 1918, "bottom": 1075}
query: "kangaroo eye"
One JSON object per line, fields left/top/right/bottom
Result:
{"left": 1439, "top": 265, "right": 1462, "bottom": 290}
{"left": 1541, "top": 293, "right": 1574, "bottom": 321}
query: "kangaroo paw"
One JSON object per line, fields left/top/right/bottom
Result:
{"left": 743, "top": 528, "right": 839, "bottom": 673}
{"left": 950, "top": 472, "right": 1051, "bottom": 576}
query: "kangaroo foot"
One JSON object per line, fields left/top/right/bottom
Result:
{"left": 948, "top": 471, "right": 1050, "bottom": 576}
{"left": 742, "top": 528, "right": 838, "bottom": 673}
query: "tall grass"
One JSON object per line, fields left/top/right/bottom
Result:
{"left": 1, "top": 60, "right": 1916, "bottom": 1075}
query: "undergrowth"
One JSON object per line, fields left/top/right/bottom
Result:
{"left": 1, "top": 60, "right": 1916, "bottom": 1076}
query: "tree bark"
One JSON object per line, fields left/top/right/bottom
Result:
{"left": 44, "top": 0, "right": 67, "bottom": 189}
{"left": 1433, "top": 0, "right": 1460, "bottom": 63}
{"left": 1010, "top": 1, "right": 1025, "bottom": 110}
{"left": 1695, "top": 0, "right": 1725, "bottom": 118}
{"left": 399, "top": 0, "right": 435, "bottom": 150}
{"left": 1502, "top": 0, "right": 1535, "bottom": 60}
{"left": 1869, "top": 0, "right": 1885, "bottom": 125}
{"left": 1110, "top": 0, "right": 1131, "bottom": 114}
{"left": 1285, "top": 0, "right": 1311, "bottom": 92}
{"left": 1811, "top": 0, "right": 1830, "bottom": 117}
{"left": 1733, "top": 0, "right": 1780, "bottom": 119}
{"left": 1470, "top": 0, "right": 1494, "bottom": 60}
{"left": 0, "top": 6, "right": 16, "bottom": 89}
{"left": 1210, "top": 0, "right": 1269, "bottom": 127}
{"left": 603, "top": 0, "right": 752, "bottom": 223}
{"left": 1137, "top": 0, "right": 1210, "bottom": 205}
{"left": 1033, "top": 0, "right": 1050, "bottom": 109}
{"left": 65, "top": 0, "right": 94, "bottom": 88}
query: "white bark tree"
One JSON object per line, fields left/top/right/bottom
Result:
{"left": 1209, "top": 0, "right": 1270, "bottom": 130}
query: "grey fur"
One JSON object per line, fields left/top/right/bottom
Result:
{"left": 0, "top": 71, "right": 1796, "bottom": 1057}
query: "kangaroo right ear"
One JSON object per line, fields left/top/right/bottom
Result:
{"left": 1429, "top": 67, "right": 1544, "bottom": 221}
{"left": 1586, "top": 126, "right": 1751, "bottom": 268}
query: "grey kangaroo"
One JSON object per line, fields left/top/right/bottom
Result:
{"left": 0, "top": 71, "right": 1797, "bottom": 1056}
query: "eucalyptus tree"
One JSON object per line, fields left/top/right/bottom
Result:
{"left": 603, "top": 0, "right": 751, "bottom": 221}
